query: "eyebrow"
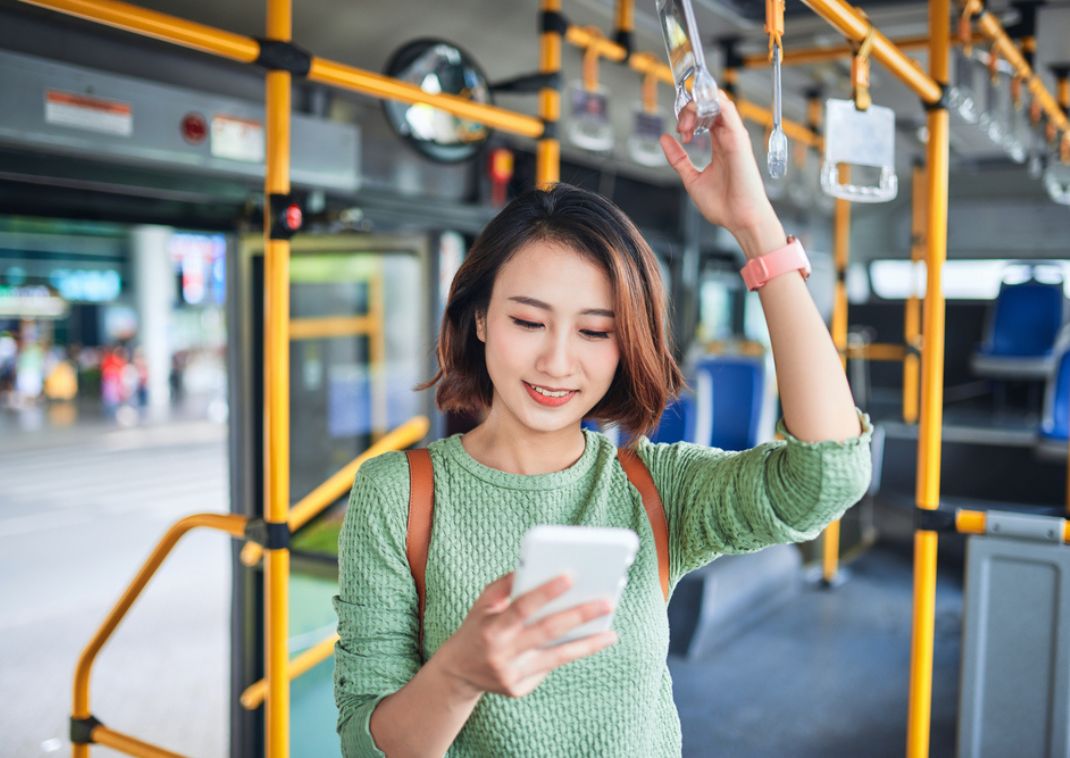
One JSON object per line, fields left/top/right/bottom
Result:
{"left": 507, "top": 295, "right": 615, "bottom": 318}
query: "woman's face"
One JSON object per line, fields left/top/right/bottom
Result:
{"left": 476, "top": 240, "right": 620, "bottom": 437}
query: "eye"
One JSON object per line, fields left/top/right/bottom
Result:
{"left": 581, "top": 330, "right": 612, "bottom": 340}
{"left": 510, "top": 317, "right": 542, "bottom": 330}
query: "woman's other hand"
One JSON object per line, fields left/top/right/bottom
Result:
{"left": 659, "top": 92, "right": 781, "bottom": 247}
{"left": 431, "top": 572, "right": 618, "bottom": 700}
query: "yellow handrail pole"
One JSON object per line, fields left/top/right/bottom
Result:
{"left": 241, "top": 633, "right": 341, "bottom": 710}
{"left": 240, "top": 416, "right": 431, "bottom": 567}
{"left": 19, "top": 0, "right": 259, "bottom": 62}
{"left": 90, "top": 727, "right": 186, "bottom": 758}
{"left": 263, "top": 1, "right": 292, "bottom": 756}
{"left": 904, "top": 162, "right": 926, "bottom": 425}
{"left": 615, "top": 0, "right": 633, "bottom": 44}
{"left": 538, "top": 0, "right": 563, "bottom": 187}
{"left": 70, "top": 513, "right": 247, "bottom": 758}
{"left": 822, "top": 162, "right": 851, "bottom": 585}
{"left": 800, "top": 0, "right": 942, "bottom": 103}
{"left": 907, "top": 0, "right": 951, "bottom": 753}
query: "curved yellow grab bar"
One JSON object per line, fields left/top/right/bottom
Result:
{"left": 240, "top": 416, "right": 430, "bottom": 567}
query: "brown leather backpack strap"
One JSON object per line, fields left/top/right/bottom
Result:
{"left": 617, "top": 448, "right": 670, "bottom": 602}
{"left": 405, "top": 449, "right": 434, "bottom": 653}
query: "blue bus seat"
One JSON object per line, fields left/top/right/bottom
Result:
{"left": 972, "top": 269, "right": 1066, "bottom": 380}
{"left": 1036, "top": 326, "right": 1070, "bottom": 460}
{"left": 648, "top": 393, "right": 696, "bottom": 444}
{"left": 691, "top": 354, "right": 767, "bottom": 451}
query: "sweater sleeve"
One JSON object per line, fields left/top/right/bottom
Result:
{"left": 636, "top": 409, "right": 873, "bottom": 581}
{"left": 333, "top": 451, "right": 420, "bottom": 758}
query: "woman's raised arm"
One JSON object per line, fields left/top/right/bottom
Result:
{"left": 660, "top": 92, "right": 861, "bottom": 444}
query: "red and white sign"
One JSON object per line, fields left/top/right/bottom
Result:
{"left": 210, "top": 114, "right": 264, "bottom": 163}
{"left": 45, "top": 90, "right": 133, "bottom": 137}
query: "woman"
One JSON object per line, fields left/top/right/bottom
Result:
{"left": 334, "top": 92, "right": 872, "bottom": 757}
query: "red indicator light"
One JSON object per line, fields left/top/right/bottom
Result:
{"left": 285, "top": 203, "right": 303, "bottom": 231}
{"left": 181, "top": 112, "right": 207, "bottom": 144}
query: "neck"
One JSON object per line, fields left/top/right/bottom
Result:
{"left": 461, "top": 413, "right": 586, "bottom": 476}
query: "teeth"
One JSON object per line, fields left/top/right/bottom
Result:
{"left": 530, "top": 384, "right": 571, "bottom": 398}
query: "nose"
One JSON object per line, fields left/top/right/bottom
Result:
{"left": 535, "top": 327, "right": 575, "bottom": 379}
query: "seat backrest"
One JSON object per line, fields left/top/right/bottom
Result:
{"left": 691, "top": 355, "right": 766, "bottom": 451}
{"left": 987, "top": 280, "right": 1064, "bottom": 357}
{"left": 1041, "top": 327, "right": 1070, "bottom": 438}
{"left": 648, "top": 393, "right": 696, "bottom": 444}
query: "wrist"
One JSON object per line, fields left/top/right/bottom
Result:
{"left": 426, "top": 644, "right": 484, "bottom": 704}
{"left": 732, "top": 211, "right": 787, "bottom": 261}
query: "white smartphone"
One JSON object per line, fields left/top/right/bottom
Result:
{"left": 511, "top": 525, "right": 640, "bottom": 646}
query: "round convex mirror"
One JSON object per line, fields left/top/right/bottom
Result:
{"left": 382, "top": 38, "right": 493, "bottom": 163}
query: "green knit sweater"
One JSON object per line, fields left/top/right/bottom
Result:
{"left": 334, "top": 411, "right": 873, "bottom": 757}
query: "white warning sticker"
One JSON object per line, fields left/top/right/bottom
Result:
{"left": 210, "top": 114, "right": 264, "bottom": 163}
{"left": 45, "top": 91, "right": 133, "bottom": 137}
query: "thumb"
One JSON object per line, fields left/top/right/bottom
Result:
{"left": 659, "top": 134, "right": 700, "bottom": 187}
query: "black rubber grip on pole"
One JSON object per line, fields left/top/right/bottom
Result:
{"left": 491, "top": 71, "right": 561, "bottom": 94}
{"left": 540, "top": 120, "right": 558, "bottom": 140}
{"left": 254, "top": 39, "right": 312, "bottom": 76}
{"left": 922, "top": 83, "right": 950, "bottom": 112}
{"left": 70, "top": 715, "right": 102, "bottom": 745}
{"left": 540, "top": 10, "right": 568, "bottom": 35}
{"left": 914, "top": 507, "right": 957, "bottom": 532}
{"left": 265, "top": 521, "right": 291, "bottom": 550}
{"left": 614, "top": 29, "right": 634, "bottom": 59}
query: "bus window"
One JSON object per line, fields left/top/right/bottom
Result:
{"left": 869, "top": 258, "right": 1070, "bottom": 300}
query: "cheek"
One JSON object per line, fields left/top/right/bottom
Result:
{"left": 592, "top": 340, "right": 621, "bottom": 385}
{"left": 483, "top": 324, "right": 527, "bottom": 377}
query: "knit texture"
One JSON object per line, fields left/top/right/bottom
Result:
{"left": 334, "top": 411, "right": 873, "bottom": 757}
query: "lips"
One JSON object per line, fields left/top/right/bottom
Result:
{"left": 523, "top": 381, "right": 578, "bottom": 407}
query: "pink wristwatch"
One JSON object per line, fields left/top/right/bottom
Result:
{"left": 739, "top": 236, "right": 811, "bottom": 291}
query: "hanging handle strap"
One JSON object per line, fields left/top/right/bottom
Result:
{"left": 617, "top": 448, "right": 670, "bottom": 602}
{"left": 405, "top": 449, "right": 434, "bottom": 654}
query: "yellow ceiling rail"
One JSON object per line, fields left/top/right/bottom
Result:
{"left": 974, "top": 11, "right": 1070, "bottom": 133}
{"left": 744, "top": 34, "right": 965, "bottom": 67}
{"left": 306, "top": 58, "right": 544, "bottom": 138}
{"left": 20, "top": 0, "right": 259, "bottom": 61}
{"left": 241, "top": 632, "right": 341, "bottom": 709}
{"left": 71, "top": 513, "right": 247, "bottom": 758}
{"left": 800, "top": 0, "right": 943, "bottom": 103}
{"left": 566, "top": 24, "right": 628, "bottom": 63}
{"left": 20, "top": 0, "right": 545, "bottom": 140}
{"left": 240, "top": 415, "right": 431, "bottom": 568}
{"left": 736, "top": 98, "right": 822, "bottom": 149}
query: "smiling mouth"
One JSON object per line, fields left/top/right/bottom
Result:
{"left": 524, "top": 381, "right": 577, "bottom": 397}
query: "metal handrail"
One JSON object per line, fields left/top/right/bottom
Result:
{"left": 240, "top": 633, "right": 340, "bottom": 710}
{"left": 240, "top": 415, "right": 430, "bottom": 567}
{"left": 71, "top": 513, "right": 248, "bottom": 758}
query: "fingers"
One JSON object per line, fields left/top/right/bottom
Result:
{"left": 511, "top": 597, "right": 614, "bottom": 653}
{"left": 512, "top": 629, "right": 618, "bottom": 681}
{"left": 676, "top": 102, "right": 697, "bottom": 143}
{"left": 478, "top": 572, "right": 514, "bottom": 613}
{"left": 659, "top": 134, "right": 700, "bottom": 186}
{"left": 499, "top": 573, "right": 573, "bottom": 628}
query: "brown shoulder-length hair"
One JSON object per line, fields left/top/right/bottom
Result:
{"left": 417, "top": 182, "right": 685, "bottom": 442}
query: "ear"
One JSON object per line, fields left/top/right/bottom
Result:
{"left": 475, "top": 312, "right": 487, "bottom": 343}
